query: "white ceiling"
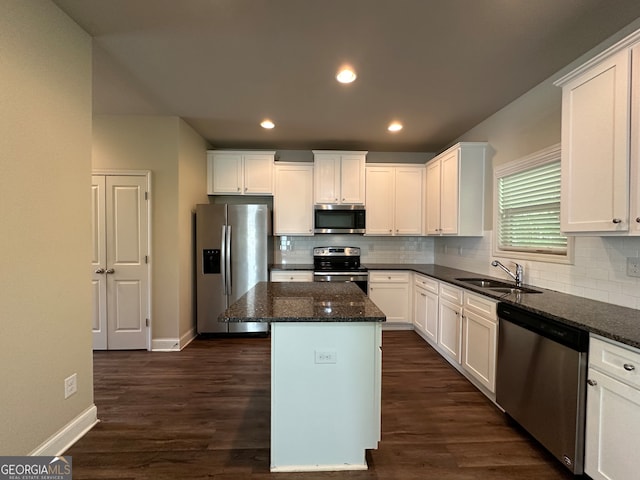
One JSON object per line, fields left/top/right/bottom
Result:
{"left": 54, "top": 0, "right": 640, "bottom": 152}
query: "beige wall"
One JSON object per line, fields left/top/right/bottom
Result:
{"left": 0, "top": 1, "right": 94, "bottom": 454}
{"left": 177, "top": 120, "right": 209, "bottom": 344}
{"left": 92, "top": 115, "right": 207, "bottom": 345}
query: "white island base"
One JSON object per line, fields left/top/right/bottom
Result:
{"left": 270, "top": 321, "right": 382, "bottom": 472}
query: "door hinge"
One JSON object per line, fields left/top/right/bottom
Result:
{"left": 145, "top": 255, "right": 149, "bottom": 264}
{"left": 145, "top": 191, "right": 149, "bottom": 200}
{"left": 146, "top": 318, "right": 150, "bottom": 327}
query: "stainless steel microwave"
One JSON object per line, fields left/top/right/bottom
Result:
{"left": 314, "top": 205, "right": 366, "bottom": 234}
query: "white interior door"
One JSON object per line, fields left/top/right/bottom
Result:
{"left": 92, "top": 173, "right": 150, "bottom": 350}
{"left": 91, "top": 176, "right": 107, "bottom": 349}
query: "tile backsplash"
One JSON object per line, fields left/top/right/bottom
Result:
{"left": 435, "top": 232, "right": 640, "bottom": 310}
{"left": 275, "top": 235, "right": 435, "bottom": 264}
{"left": 275, "top": 233, "right": 640, "bottom": 310}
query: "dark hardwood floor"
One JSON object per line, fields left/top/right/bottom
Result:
{"left": 66, "top": 331, "right": 575, "bottom": 479}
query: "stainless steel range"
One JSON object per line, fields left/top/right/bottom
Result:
{"left": 313, "top": 246, "right": 368, "bottom": 293}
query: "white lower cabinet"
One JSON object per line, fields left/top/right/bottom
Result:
{"left": 270, "top": 271, "right": 314, "bottom": 282}
{"left": 413, "top": 274, "right": 438, "bottom": 343}
{"left": 585, "top": 336, "right": 640, "bottom": 480}
{"left": 369, "top": 271, "right": 411, "bottom": 325}
{"left": 437, "top": 284, "right": 463, "bottom": 363}
{"left": 461, "top": 292, "right": 497, "bottom": 393}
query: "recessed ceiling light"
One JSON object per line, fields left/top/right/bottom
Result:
{"left": 388, "top": 122, "right": 403, "bottom": 132}
{"left": 260, "top": 119, "right": 275, "bottom": 129}
{"left": 336, "top": 67, "right": 357, "bottom": 84}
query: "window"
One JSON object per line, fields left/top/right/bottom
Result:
{"left": 493, "top": 144, "right": 573, "bottom": 263}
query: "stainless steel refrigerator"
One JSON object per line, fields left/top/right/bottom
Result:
{"left": 196, "top": 203, "right": 271, "bottom": 334}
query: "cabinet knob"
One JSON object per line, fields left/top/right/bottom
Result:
{"left": 237, "top": 187, "right": 240, "bottom": 192}
{"left": 106, "top": 268, "right": 115, "bottom": 274}
{"left": 612, "top": 218, "right": 622, "bottom": 224}
{"left": 623, "top": 363, "right": 636, "bottom": 371}
{"left": 587, "top": 379, "right": 597, "bottom": 387}
{"left": 244, "top": 187, "right": 248, "bottom": 192}
{"left": 95, "top": 268, "right": 105, "bottom": 274}
{"left": 636, "top": 217, "right": 640, "bottom": 223}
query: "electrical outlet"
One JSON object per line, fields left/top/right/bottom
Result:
{"left": 627, "top": 257, "right": 640, "bottom": 278}
{"left": 315, "top": 350, "right": 337, "bottom": 364}
{"left": 64, "top": 373, "right": 77, "bottom": 399}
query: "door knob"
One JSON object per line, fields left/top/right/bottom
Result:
{"left": 106, "top": 268, "right": 115, "bottom": 274}
{"left": 95, "top": 268, "right": 105, "bottom": 274}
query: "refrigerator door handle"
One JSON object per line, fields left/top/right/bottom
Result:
{"left": 226, "top": 225, "right": 232, "bottom": 295}
{"left": 221, "top": 225, "right": 228, "bottom": 295}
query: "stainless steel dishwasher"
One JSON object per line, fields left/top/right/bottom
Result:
{"left": 496, "top": 303, "right": 589, "bottom": 474}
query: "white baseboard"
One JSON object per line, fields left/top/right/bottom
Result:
{"left": 271, "top": 463, "right": 368, "bottom": 472}
{"left": 382, "top": 322, "right": 414, "bottom": 331}
{"left": 151, "top": 338, "right": 181, "bottom": 351}
{"left": 30, "top": 405, "right": 98, "bottom": 456}
{"left": 179, "top": 328, "right": 197, "bottom": 350}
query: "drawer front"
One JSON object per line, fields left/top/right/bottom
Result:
{"left": 463, "top": 291, "right": 497, "bottom": 320}
{"left": 369, "top": 271, "right": 410, "bottom": 283}
{"left": 590, "top": 336, "right": 640, "bottom": 389}
{"left": 439, "top": 283, "right": 463, "bottom": 305}
{"left": 414, "top": 273, "right": 438, "bottom": 294}
{"left": 270, "top": 271, "right": 314, "bottom": 282}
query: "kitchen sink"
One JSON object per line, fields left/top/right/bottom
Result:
{"left": 455, "top": 277, "right": 542, "bottom": 294}
{"left": 455, "top": 278, "right": 515, "bottom": 288}
{"left": 489, "top": 286, "right": 542, "bottom": 294}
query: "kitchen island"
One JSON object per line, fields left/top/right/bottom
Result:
{"left": 220, "top": 281, "right": 386, "bottom": 472}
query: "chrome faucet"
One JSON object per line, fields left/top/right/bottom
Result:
{"left": 491, "top": 260, "right": 523, "bottom": 287}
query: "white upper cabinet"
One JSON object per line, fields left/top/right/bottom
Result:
{"left": 274, "top": 163, "right": 314, "bottom": 236}
{"left": 555, "top": 29, "right": 640, "bottom": 235}
{"left": 207, "top": 150, "right": 275, "bottom": 195}
{"left": 365, "top": 164, "right": 424, "bottom": 235}
{"left": 313, "top": 151, "right": 366, "bottom": 205}
{"left": 425, "top": 142, "right": 487, "bottom": 236}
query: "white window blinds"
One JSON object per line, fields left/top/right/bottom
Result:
{"left": 497, "top": 160, "right": 567, "bottom": 255}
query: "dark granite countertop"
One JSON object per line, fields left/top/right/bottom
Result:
{"left": 219, "top": 281, "right": 386, "bottom": 323}
{"left": 365, "top": 263, "right": 640, "bottom": 349}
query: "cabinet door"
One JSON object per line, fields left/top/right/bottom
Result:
{"left": 438, "top": 298, "right": 462, "bottom": 363}
{"left": 365, "top": 167, "right": 394, "bottom": 235}
{"left": 274, "top": 164, "right": 313, "bottom": 235}
{"left": 560, "top": 48, "right": 630, "bottom": 233}
{"left": 631, "top": 44, "right": 640, "bottom": 235}
{"left": 413, "top": 285, "right": 427, "bottom": 331}
{"left": 243, "top": 154, "right": 274, "bottom": 194}
{"left": 425, "top": 159, "right": 441, "bottom": 234}
{"left": 414, "top": 286, "right": 438, "bottom": 343}
{"left": 340, "top": 154, "right": 366, "bottom": 204}
{"left": 314, "top": 155, "right": 341, "bottom": 204}
{"left": 369, "top": 283, "right": 409, "bottom": 323}
{"left": 394, "top": 167, "right": 423, "bottom": 235}
{"left": 439, "top": 150, "right": 460, "bottom": 234}
{"left": 585, "top": 368, "right": 640, "bottom": 480}
{"left": 211, "top": 153, "right": 243, "bottom": 194}
{"left": 462, "top": 309, "right": 497, "bottom": 392}
{"left": 424, "top": 290, "right": 438, "bottom": 343}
